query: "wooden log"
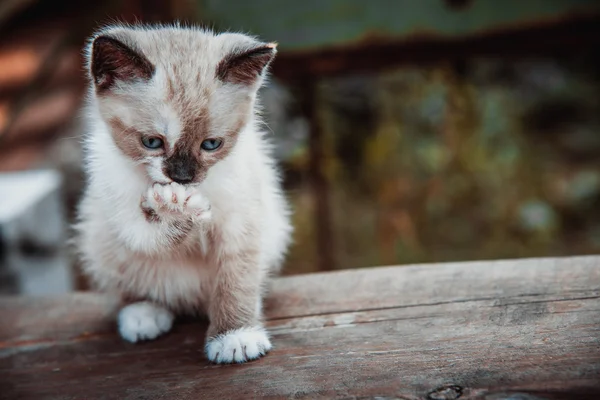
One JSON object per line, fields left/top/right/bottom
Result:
{"left": 0, "top": 256, "right": 599, "bottom": 399}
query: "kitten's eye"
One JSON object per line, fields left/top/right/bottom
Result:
{"left": 141, "top": 136, "right": 164, "bottom": 149}
{"left": 201, "top": 138, "right": 222, "bottom": 151}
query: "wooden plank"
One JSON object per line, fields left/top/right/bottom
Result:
{"left": 1, "top": 256, "right": 599, "bottom": 399}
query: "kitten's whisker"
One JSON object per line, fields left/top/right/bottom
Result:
{"left": 260, "top": 121, "right": 275, "bottom": 136}
{"left": 56, "top": 135, "right": 82, "bottom": 142}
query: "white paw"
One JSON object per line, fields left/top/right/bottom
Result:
{"left": 205, "top": 326, "right": 272, "bottom": 364}
{"left": 118, "top": 302, "right": 174, "bottom": 343}
{"left": 143, "top": 183, "right": 211, "bottom": 219}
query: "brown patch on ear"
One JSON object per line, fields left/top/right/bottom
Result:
{"left": 108, "top": 118, "right": 145, "bottom": 161}
{"left": 216, "top": 43, "right": 277, "bottom": 85}
{"left": 91, "top": 36, "right": 155, "bottom": 92}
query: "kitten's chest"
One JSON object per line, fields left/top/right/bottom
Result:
{"left": 120, "top": 254, "right": 213, "bottom": 313}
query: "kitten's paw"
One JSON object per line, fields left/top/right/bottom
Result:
{"left": 118, "top": 302, "right": 174, "bottom": 343}
{"left": 144, "top": 183, "right": 211, "bottom": 219}
{"left": 184, "top": 189, "right": 212, "bottom": 221}
{"left": 205, "top": 326, "right": 272, "bottom": 364}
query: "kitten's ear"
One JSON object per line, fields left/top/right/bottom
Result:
{"left": 90, "top": 35, "right": 155, "bottom": 92}
{"left": 217, "top": 43, "right": 277, "bottom": 85}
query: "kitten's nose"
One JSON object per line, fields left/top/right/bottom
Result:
{"left": 167, "top": 169, "right": 194, "bottom": 184}
{"left": 169, "top": 174, "right": 194, "bottom": 184}
{"left": 165, "top": 154, "right": 196, "bottom": 184}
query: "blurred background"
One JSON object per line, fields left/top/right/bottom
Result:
{"left": 1, "top": 0, "right": 600, "bottom": 295}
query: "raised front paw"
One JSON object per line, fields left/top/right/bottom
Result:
{"left": 142, "top": 182, "right": 211, "bottom": 220}
{"left": 205, "top": 326, "right": 272, "bottom": 364}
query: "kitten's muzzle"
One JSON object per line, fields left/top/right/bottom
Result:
{"left": 164, "top": 154, "right": 197, "bottom": 184}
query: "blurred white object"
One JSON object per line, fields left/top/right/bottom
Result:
{"left": 0, "top": 169, "right": 73, "bottom": 295}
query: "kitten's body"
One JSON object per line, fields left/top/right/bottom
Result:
{"left": 75, "top": 24, "right": 292, "bottom": 363}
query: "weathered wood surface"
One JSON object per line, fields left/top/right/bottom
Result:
{"left": 1, "top": 256, "right": 599, "bottom": 399}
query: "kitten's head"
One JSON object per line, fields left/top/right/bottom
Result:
{"left": 86, "top": 24, "right": 277, "bottom": 184}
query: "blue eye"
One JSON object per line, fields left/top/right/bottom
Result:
{"left": 201, "top": 138, "right": 222, "bottom": 151}
{"left": 141, "top": 136, "right": 164, "bottom": 149}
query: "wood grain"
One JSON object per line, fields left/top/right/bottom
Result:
{"left": 1, "top": 256, "right": 599, "bottom": 399}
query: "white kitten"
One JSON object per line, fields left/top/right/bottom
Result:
{"left": 74, "top": 24, "right": 292, "bottom": 364}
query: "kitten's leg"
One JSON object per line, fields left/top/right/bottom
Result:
{"left": 118, "top": 301, "right": 174, "bottom": 343}
{"left": 205, "top": 252, "right": 271, "bottom": 364}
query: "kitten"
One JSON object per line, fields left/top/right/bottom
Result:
{"left": 74, "top": 24, "right": 292, "bottom": 364}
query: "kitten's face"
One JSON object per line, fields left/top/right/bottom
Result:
{"left": 88, "top": 26, "right": 276, "bottom": 184}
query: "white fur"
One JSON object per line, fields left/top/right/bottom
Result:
{"left": 75, "top": 24, "right": 292, "bottom": 363}
{"left": 205, "top": 326, "right": 272, "bottom": 363}
{"left": 77, "top": 119, "right": 291, "bottom": 302}
{"left": 118, "top": 301, "right": 174, "bottom": 343}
